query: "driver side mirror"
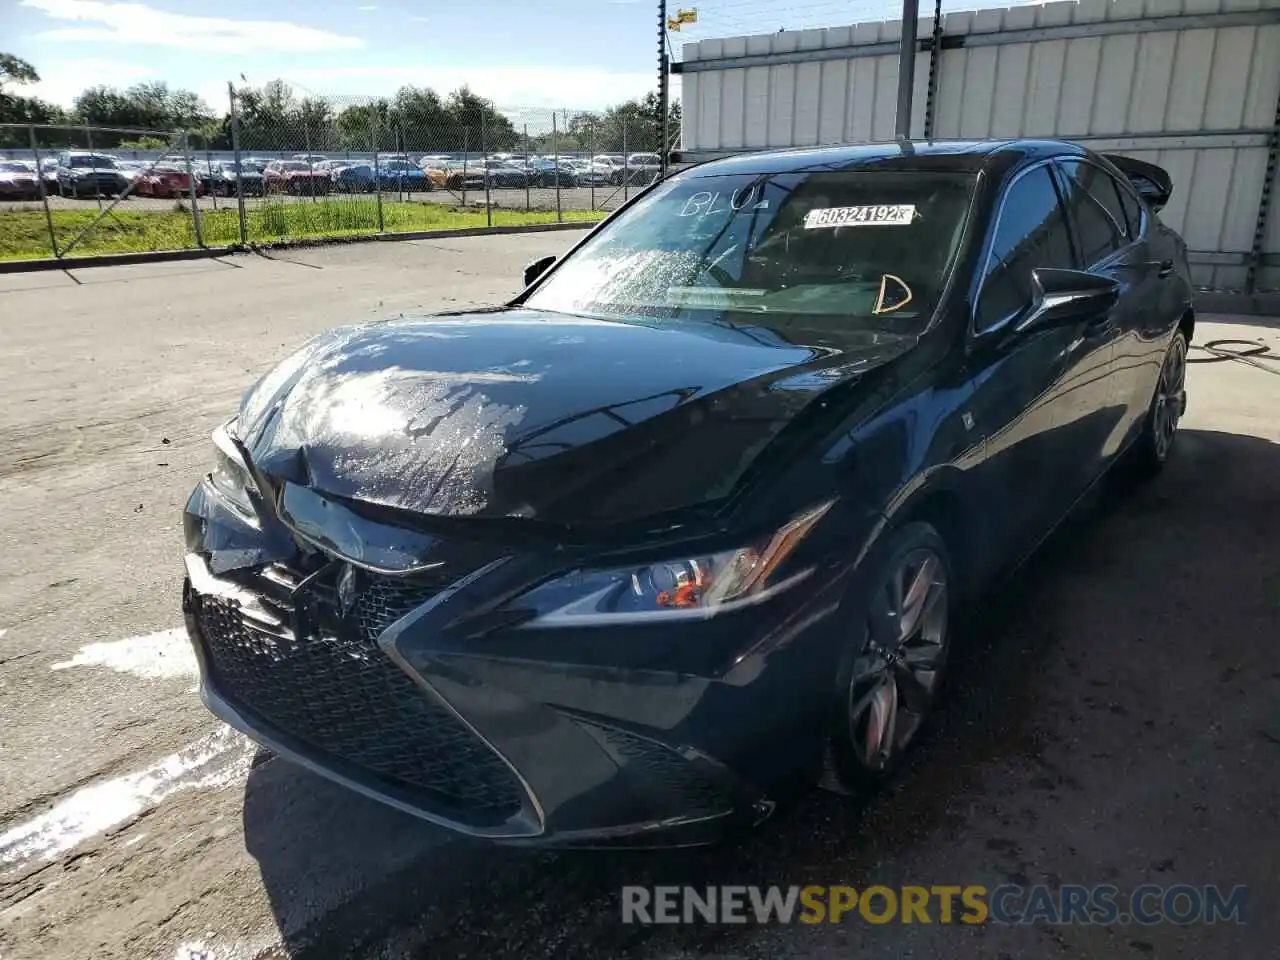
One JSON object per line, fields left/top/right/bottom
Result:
{"left": 524, "top": 255, "right": 556, "bottom": 288}
{"left": 1015, "top": 268, "right": 1120, "bottom": 334}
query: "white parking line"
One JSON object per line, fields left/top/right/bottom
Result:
{"left": 51, "top": 627, "right": 197, "bottom": 679}
{"left": 0, "top": 726, "right": 253, "bottom": 871}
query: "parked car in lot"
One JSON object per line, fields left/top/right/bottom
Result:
{"left": 0, "top": 160, "right": 42, "bottom": 199}
{"left": 590, "top": 154, "right": 629, "bottom": 185}
{"left": 419, "top": 158, "right": 451, "bottom": 189}
{"left": 264, "top": 159, "right": 331, "bottom": 195}
{"left": 528, "top": 157, "right": 579, "bottom": 188}
{"left": 441, "top": 159, "right": 526, "bottom": 189}
{"left": 481, "top": 159, "right": 528, "bottom": 188}
{"left": 134, "top": 164, "right": 201, "bottom": 198}
{"left": 39, "top": 157, "right": 59, "bottom": 193}
{"left": 115, "top": 160, "right": 147, "bottom": 188}
{"left": 378, "top": 159, "right": 433, "bottom": 192}
{"left": 56, "top": 152, "right": 129, "bottom": 198}
{"left": 575, "top": 158, "right": 613, "bottom": 186}
{"left": 329, "top": 162, "right": 374, "bottom": 192}
{"left": 214, "top": 160, "right": 267, "bottom": 196}
{"left": 626, "top": 152, "right": 663, "bottom": 183}
{"left": 182, "top": 139, "right": 1193, "bottom": 847}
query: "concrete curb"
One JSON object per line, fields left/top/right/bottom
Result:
{"left": 0, "top": 245, "right": 239, "bottom": 273}
{"left": 0, "top": 221, "right": 600, "bottom": 273}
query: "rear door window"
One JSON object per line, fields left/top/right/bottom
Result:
{"left": 1058, "top": 159, "right": 1128, "bottom": 265}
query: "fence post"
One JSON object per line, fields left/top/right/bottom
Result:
{"left": 203, "top": 137, "right": 217, "bottom": 211}
{"left": 83, "top": 121, "right": 103, "bottom": 209}
{"left": 481, "top": 114, "right": 492, "bottom": 228}
{"left": 588, "top": 124, "right": 596, "bottom": 211}
{"left": 552, "top": 112, "right": 562, "bottom": 223}
{"left": 181, "top": 131, "right": 204, "bottom": 247}
{"left": 524, "top": 123, "right": 530, "bottom": 212}
{"left": 228, "top": 82, "right": 247, "bottom": 245}
{"left": 622, "top": 123, "right": 630, "bottom": 202}
{"left": 29, "top": 125, "right": 60, "bottom": 258}
{"left": 371, "top": 113, "right": 385, "bottom": 232}
{"left": 461, "top": 127, "right": 469, "bottom": 209}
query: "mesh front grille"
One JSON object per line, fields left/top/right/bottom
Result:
{"left": 351, "top": 576, "right": 442, "bottom": 644}
{"left": 580, "top": 722, "right": 734, "bottom": 819}
{"left": 196, "top": 581, "right": 525, "bottom": 825}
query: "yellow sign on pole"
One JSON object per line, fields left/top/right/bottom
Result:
{"left": 677, "top": 8, "right": 698, "bottom": 23}
{"left": 667, "top": 16, "right": 682, "bottom": 30}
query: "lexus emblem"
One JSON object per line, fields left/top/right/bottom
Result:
{"left": 337, "top": 563, "right": 359, "bottom": 617}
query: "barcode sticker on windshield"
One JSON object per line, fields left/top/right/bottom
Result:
{"left": 803, "top": 204, "right": 916, "bottom": 228}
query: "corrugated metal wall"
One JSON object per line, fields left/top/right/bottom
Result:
{"left": 678, "top": 0, "right": 1280, "bottom": 291}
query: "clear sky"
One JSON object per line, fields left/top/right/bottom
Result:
{"left": 2, "top": 0, "right": 1033, "bottom": 114}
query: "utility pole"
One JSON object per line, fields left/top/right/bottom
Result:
{"left": 895, "top": 0, "right": 920, "bottom": 140}
{"left": 658, "top": 0, "right": 669, "bottom": 176}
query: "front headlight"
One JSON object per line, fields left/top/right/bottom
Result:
{"left": 209, "top": 420, "right": 260, "bottom": 518}
{"left": 509, "top": 501, "right": 834, "bottom": 626}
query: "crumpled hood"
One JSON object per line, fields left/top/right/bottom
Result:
{"left": 237, "top": 309, "right": 913, "bottom": 526}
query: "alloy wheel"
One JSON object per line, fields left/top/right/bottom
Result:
{"left": 1152, "top": 335, "right": 1187, "bottom": 461}
{"left": 846, "top": 547, "right": 949, "bottom": 773}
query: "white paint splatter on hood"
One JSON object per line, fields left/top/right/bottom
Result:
{"left": 51, "top": 628, "right": 197, "bottom": 679}
{"left": 0, "top": 726, "right": 254, "bottom": 871}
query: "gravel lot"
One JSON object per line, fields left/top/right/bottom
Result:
{"left": 1, "top": 236, "right": 1277, "bottom": 960}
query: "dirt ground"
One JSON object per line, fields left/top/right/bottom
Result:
{"left": 0, "top": 237, "right": 1277, "bottom": 960}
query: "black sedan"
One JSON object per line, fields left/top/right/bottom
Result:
{"left": 182, "top": 139, "right": 1193, "bottom": 847}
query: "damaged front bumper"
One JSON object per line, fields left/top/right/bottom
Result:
{"left": 181, "top": 480, "right": 831, "bottom": 847}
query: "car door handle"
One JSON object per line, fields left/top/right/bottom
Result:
{"left": 1158, "top": 259, "right": 1174, "bottom": 278}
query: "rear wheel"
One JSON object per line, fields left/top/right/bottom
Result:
{"left": 1130, "top": 330, "right": 1188, "bottom": 477}
{"left": 827, "top": 521, "right": 952, "bottom": 792}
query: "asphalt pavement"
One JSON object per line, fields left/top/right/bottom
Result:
{"left": 1, "top": 236, "right": 1277, "bottom": 960}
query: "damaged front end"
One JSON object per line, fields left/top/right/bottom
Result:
{"left": 181, "top": 419, "right": 791, "bottom": 846}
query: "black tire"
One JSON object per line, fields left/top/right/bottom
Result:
{"left": 826, "top": 520, "right": 953, "bottom": 793}
{"left": 1130, "top": 330, "right": 1188, "bottom": 478}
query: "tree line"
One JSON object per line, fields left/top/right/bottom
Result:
{"left": 1, "top": 52, "right": 680, "bottom": 155}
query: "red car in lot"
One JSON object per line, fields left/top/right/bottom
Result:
{"left": 134, "top": 164, "right": 203, "bottom": 199}
{"left": 264, "top": 160, "right": 331, "bottom": 195}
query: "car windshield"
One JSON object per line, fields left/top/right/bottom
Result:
{"left": 524, "top": 170, "right": 976, "bottom": 333}
{"left": 70, "top": 156, "right": 118, "bottom": 169}
{"left": 279, "top": 161, "right": 310, "bottom": 171}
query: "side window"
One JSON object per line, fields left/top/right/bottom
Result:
{"left": 1058, "top": 160, "right": 1126, "bottom": 264}
{"left": 1112, "top": 176, "right": 1144, "bottom": 238}
{"left": 976, "top": 165, "right": 1075, "bottom": 331}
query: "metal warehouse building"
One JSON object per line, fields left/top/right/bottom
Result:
{"left": 674, "top": 0, "right": 1280, "bottom": 294}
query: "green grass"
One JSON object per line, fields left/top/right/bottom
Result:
{"left": 0, "top": 200, "right": 606, "bottom": 261}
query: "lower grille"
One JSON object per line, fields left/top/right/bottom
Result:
{"left": 578, "top": 721, "right": 734, "bottom": 819}
{"left": 195, "top": 581, "right": 525, "bottom": 826}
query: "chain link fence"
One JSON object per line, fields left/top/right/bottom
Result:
{"left": 0, "top": 89, "right": 675, "bottom": 262}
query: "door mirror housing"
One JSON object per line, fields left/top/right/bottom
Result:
{"left": 524, "top": 255, "right": 556, "bottom": 288}
{"left": 1015, "top": 268, "right": 1120, "bottom": 334}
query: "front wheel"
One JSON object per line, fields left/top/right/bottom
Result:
{"left": 827, "top": 521, "right": 953, "bottom": 792}
{"left": 1130, "top": 330, "right": 1188, "bottom": 477}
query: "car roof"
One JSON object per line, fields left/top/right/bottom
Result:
{"left": 679, "top": 138, "right": 1091, "bottom": 178}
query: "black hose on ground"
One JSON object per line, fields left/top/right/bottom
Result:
{"left": 1188, "top": 338, "right": 1280, "bottom": 376}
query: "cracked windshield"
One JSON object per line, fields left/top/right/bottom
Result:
{"left": 526, "top": 170, "right": 976, "bottom": 332}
